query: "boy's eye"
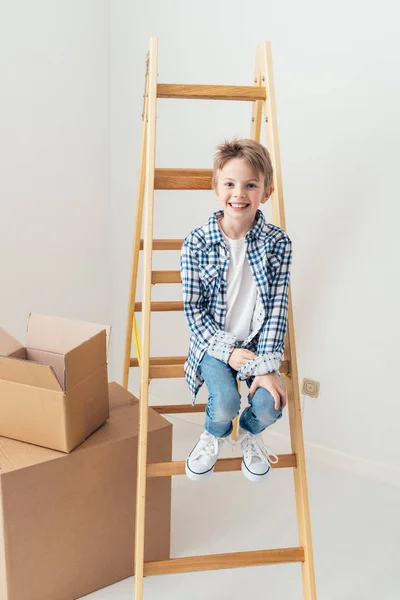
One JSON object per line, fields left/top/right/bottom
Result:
{"left": 224, "top": 182, "right": 256, "bottom": 188}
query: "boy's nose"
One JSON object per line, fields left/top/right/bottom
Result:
{"left": 233, "top": 187, "right": 246, "bottom": 198}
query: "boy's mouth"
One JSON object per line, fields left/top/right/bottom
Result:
{"left": 228, "top": 202, "right": 250, "bottom": 211}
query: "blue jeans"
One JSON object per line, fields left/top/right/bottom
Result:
{"left": 199, "top": 353, "right": 283, "bottom": 438}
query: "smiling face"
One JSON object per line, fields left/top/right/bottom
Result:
{"left": 214, "top": 157, "right": 272, "bottom": 227}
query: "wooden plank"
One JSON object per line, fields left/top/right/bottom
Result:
{"left": 134, "top": 301, "right": 183, "bottom": 312}
{"left": 147, "top": 454, "right": 297, "bottom": 477}
{"left": 134, "top": 36, "right": 158, "bottom": 600}
{"left": 157, "top": 84, "right": 266, "bottom": 102}
{"left": 258, "top": 41, "right": 317, "bottom": 599}
{"left": 122, "top": 53, "right": 150, "bottom": 389}
{"left": 155, "top": 168, "right": 212, "bottom": 190}
{"left": 152, "top": 403, "right": 206, "bottom": 414}
{"left": 140, "top": 239, "right": 183, "bottom": 250}
{"left": 130, "top": 357, "right": 290, "bottom": 379}
{"left": 130, "top": 356, "right": 186, "bottom": 367}
{"left": 151, "top": 270, "right": 181, "bottom": 284}
{"left": 149, "top": 364, "right": 184, "bottom": 379}
{"left": 144, "top": 546, "right": 304, "bottom": 576}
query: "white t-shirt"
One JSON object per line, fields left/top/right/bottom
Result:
{"left": 221, "top": 230, "right": 258, "bottom": 342}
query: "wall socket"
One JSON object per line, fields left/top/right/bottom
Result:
{"left": 301, "top": 378, "right": 320, "bottom": 398}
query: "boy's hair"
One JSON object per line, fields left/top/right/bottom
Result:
{"left": 212, "top": 138, "right": 274, "bottom": 192}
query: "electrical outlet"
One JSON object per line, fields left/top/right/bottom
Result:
{"left": 301, "top": 378, "right": 320, "bottom": 398}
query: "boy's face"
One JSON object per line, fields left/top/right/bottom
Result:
{"left": 214, "top": 158, "right": 272, "bottom": 223}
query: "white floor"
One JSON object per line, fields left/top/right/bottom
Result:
{"left": 81, "top": 416, "right": 400, "bottom": 600}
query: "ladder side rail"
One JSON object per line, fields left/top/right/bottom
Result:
{"left": 123, "top": 55, "right": 150, "bottom": 389}
{"left": 259, "top": 41, "right": 317, "bottom": 600}
{"left": 250, "top": 49, "right": 263, "bottom": 141}
{"left": 134, "top": 36, "right": 159, "bottom": 600}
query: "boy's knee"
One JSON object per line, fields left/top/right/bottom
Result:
{"left": 208, "top": 388, "right": 240, "bottom": 422}
{"left": 251, "top": 389, "right": 282, "bottom": 424}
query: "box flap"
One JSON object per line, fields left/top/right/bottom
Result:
{"left": 64, "top": 331, "right": 107, "bottom": 391}
{"left": 0, "top": 327, "right": 24, "bottom": 358}
{"left": 0, "top": 356, "right": 62, "bottom": 392}
{"left": 26, "top": 314, "right": 111, "bottom": 356}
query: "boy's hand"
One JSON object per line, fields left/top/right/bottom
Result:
{"left": 249, "top": 373, "right": 287, "bottom": 410}
{"left": 228, "top": 349, "right": 257, "bottom": 371}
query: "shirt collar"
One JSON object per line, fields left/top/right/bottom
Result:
{"left": 204, "top": 209, "right": 266, "bottom": 247}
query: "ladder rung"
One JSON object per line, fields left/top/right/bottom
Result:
{"left": 144, "top": 546, "right": 304, "bottom": 576}
{"left": 155, "top": 168, "right": 212, "bottom": 190}
{"left": 152, "top": 403, "right": 206, "bottom": 414}
{"left": 140, "top": 239, "right": 183, "bottom": 250}
{"left": 130, "top": 357, "right": 290, "bottom": 380}
{"left": 130, "top": 356, "right": 186, "bottom": 379}
{"left": 130, "top": 356, "right": 186, "bottom": 367}
{"left": 147, "top": 454, "right": 296, "bottom": 477}
{"left": 134, "top": 301, "right": 183, "bottom": 312}
{"left": 157, "top": 84, "right": 266, "bottom": 102}
{"left": 150, "top": 364, "right": 184, "bottom": 379}
{"left": 151, "top": 270, "right": 181, "bottom": 284}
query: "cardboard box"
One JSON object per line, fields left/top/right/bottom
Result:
{"left": 0, "top": 313, "right": 110, "bottom": 452}
{"left": 0, "top": 382, "right": 172, "bottom": 600}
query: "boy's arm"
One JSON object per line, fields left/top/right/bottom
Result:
{"left": 180, "top": 239, "right": 237, "bottom": 363}
{"left": 237, "top": 235, "right": 293, "bottom": 380}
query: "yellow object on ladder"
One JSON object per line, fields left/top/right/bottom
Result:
{"left": 123, "top": 36, "right": 317, "bottom": 600}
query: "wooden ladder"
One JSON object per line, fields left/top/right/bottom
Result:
{"left": 123, "top": 36, "right": 317, "bottom": 600}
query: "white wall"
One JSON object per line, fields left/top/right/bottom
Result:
{"left": 110, "top": 0, "right": 400, "bottom": 476}
{"left": 0, "top": 1, "right": 111, "bottom": 342}
{"left": 1, "top": 0, "right": 396, "bottom": 481}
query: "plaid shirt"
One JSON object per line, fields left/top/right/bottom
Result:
{"left": 180, "top": 209, "right": 292, "bottom": 404}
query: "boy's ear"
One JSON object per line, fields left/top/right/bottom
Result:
{"left": 261, "top": 183, "right": 274, "bottom": 203}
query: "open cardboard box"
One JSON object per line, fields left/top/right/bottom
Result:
{"left": 0, "top": 314, "right": 110, "bottom": 452}
{"left": 0, "top": 382, "right": 172, "bottom": 600}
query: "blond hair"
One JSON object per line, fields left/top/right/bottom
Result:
{"left": 212, "top": 138, "right": 273, "bottom": 191}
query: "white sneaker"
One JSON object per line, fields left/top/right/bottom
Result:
{"left": 185, "top": 430, "right": 224, "bottom": 481}
{"left": 237, "top": 428, "right": 278, "bottom": 482}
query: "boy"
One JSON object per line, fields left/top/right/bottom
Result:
{"left": 180, "top": 138, "right": 292, "bottom": 482}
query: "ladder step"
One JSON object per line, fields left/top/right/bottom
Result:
{"left": 155, "top": 168, "right": 212, "bottom": 190}
{"left": 149, "top": 364, "right": 183, "bottom": 379}
{"left": 151, "top": 270, "right": 181, "bottom": 284}
{"left": 152, "top": 403, "right": 206, "bottom": 414}
{"left": 140, "top": 239, "right": 183, "bottom": 250}
{"left": 131, "top": 356, "right": 185, "bottom": 379}
{"left": 157, "top": 84, "right": 266, "bottom": 102}
{"left": 147, "top": 454, "right": 296, "bottom": 477}
{"left": 144, "top": 546, "right": 304, "bottom": 576}
{"left": 130, "top": 356, "right": 290, "bottom": 380}
{"left": 130, "top": 356, "right": 186, "bottom": 367}
{"left": 134, "top": 301, "right": 183, "bottom": 312}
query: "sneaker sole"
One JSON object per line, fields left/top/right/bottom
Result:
{"left": 185, "top": 461, "right": 215, "bottom": 482}
{"left": 241, "top": 460, "right": 270, "bottom": 482}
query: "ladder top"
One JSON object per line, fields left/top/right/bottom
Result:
{"left": 158, "top": 84, "right": 266, "bottom": 102}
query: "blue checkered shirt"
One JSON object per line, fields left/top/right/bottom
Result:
{"left": 180, "top": 209, "right": 292, "bottom": 404}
